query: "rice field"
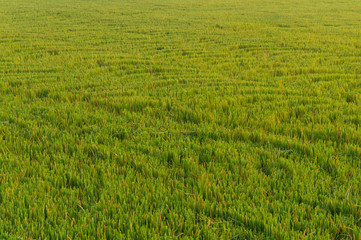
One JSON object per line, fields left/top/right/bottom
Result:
{"left": 0, "top": 0, "right": 361, "bottom": 239}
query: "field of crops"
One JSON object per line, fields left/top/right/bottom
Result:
{"left": 0, "top": 0, "right": 360, "bottom": 239}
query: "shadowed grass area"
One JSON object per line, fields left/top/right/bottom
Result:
{"left": 0, "top": 0, "right": 360, "bottom": 239}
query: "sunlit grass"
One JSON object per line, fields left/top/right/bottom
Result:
{"left": 0, "top": 0, "right": 360, "bottom": 239}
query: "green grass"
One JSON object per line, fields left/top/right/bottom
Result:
{"left": 0, "top": 0, "right": 361, "bottom": 239}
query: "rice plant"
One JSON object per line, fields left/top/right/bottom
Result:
{"left": 0, "top": 0, "right": 360, "bottom": 239}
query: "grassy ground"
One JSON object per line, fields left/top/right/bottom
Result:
{"left": 0, "top": 0, "right": 360, "bottom": 239}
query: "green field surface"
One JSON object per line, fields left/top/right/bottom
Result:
{"left": 0, "top": 0, "right": 360, "bottom": 239}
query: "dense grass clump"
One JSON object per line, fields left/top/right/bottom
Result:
{"left": 0, "top": 0, "right": 360, "bottom": 239}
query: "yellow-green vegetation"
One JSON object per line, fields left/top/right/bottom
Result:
{"left": 0, "top": 0, "right": 360, "bottom": 239}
